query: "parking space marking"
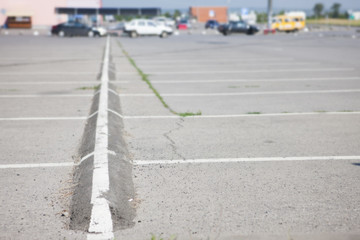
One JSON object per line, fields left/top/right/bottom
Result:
{"left": 0, "top": 72, "right": 96, "bottom": 75}
{"left": 87, "top": 36, "right": 113, "bottom": 239}
{"left": 0, "top": 81, "right": 107, "bottom": 85}
{"left": 126, "top": 58, "right": 295, "bottom": 63}
{"left": 0, "top": 94, "right": 92, "bottom": 98}
{"left": 134, "top": 156, "right": 360, "bottom": 165}
{"left": 115, "top": 112, "right": 360, "bottom": 120}
{"left": 0, "top": 162, "right": 74, "bottom": 169}
{"left": 118, "top": 89, "right": 360, "bottom": 97}
{"left": 138, "top": 62, "right": 319, "bottom": 67}
{"left": 118, "top": 68, "right": 354, "bottom": 75}
{"left": 150, "top": 77, "right": 360, "bottom": 84}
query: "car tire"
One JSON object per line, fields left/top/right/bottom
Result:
{"left": 88, "top": 31, "right": 94, "bottom": 37}
{"left": 160, "top": 31, "right": 168, "bottom": 38}
{"left": 58, "top": 30, "right": 65, "bottom": 37}
{"left": 130, "top": 31, "right": 138, "bottom": 38}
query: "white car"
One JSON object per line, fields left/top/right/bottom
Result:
{"left": 153, "top": 17, "right": 175, "bottom": 27}
{"left": 92, "top": 26, "right": 107, "bottom": 36}
{"left": 124, "top": 19, "right": 173, "bottom": 38}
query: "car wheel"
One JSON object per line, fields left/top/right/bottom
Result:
{"left": 160, "top": 31, "right": 168, "bottom": 38}
{"left": 88, "top": 31, "right": 94, "bottom": 37}
{"left": 58, "top": 30, "right": 65, "bottom": 37}
{"left": 130, "top": 31, "right": 138, "bottom": 38}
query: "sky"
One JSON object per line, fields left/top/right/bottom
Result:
{"left": 103, "top": 0, "right": 359, "bottom": 10}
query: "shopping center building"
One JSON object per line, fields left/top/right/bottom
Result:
{"left": 0, "top": 0, "right": 101, "bottom": 28}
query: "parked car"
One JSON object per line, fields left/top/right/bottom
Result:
{"left": 153, "top": 17, "right": 175, "bottom": 27}
{"left": 218, "top": 21, "right": 259, "bottom": 36}
{"left": 205, "top": 20, "right": 220, "bottom": 29}
{"left": 123, "top": 19, "right": 173, "bottom": 38}
{"left": 51, "top": 22, "right": 106, "bottom": 37}
{"left": 176, "top": 19, "right": 191, "bottom": 30}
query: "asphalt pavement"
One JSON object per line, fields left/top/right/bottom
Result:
{"left": 0, "top": 29, "right": 359, "bottom": 240}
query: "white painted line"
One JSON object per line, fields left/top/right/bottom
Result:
{"left": 0, "top": 162, "right": 74, "bottom": 169}
{"left": 0, "top": 117, "right": 87, "bottom": 121}
{"left": 125, "top": 58, "right": 295, "bottom": 64}
{"left": 0, "top": 81, "right": 102, "bottom": 85}
{"left": 108, "top": 88, "right": 119, "bottom": 96}
{"left": 119, "top": 89, "right": 360, "bottom": 97}
{"left": 134, "top": 156, "right": 360, "bottom": 165}
{"left": 117, "top": 68, "right": 354, "bottom": 75}
{"left": 151, "top": 77, "right": 360, "bottom": 84}
{"left": 107, "top": 108, "right": 124, "bottom": 118}
{"left": 139, "top": 62, "right": 319, "bottom": 68}
{"left": 122, "top": 111, "right": 360, "bottom": 119}
{"left": 0, "top": 72, "right": 96, "bottom": 75}
{"left": 88, "top": 36, "right": 114, "bottom": 239}
{"left": 0, "top": 94, "right": 92, "bottom": 98}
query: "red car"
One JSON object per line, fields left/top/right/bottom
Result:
{"left": 176, "top": 19, "right": 191, "bottom": 30}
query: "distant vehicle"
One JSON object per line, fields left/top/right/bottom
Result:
{"left": 176, "top": 19, "right": 191, "bottom": 30}
{"left": 153, "top": 17, "right": 175, "bottom": 27}
{"left": 217, "top": 21, "right": 259, "bottom": 36}
{"left": 51, "top": 22, "right": 106, "bottom": 37}
{"left": 205, "top": 20, "right": 220, "bottom": 29}
{"left": 123, "top": 19, "right": 173, "bottom": 38}
{"left": 272, "top": 15, "right": 306, "bottom": 32}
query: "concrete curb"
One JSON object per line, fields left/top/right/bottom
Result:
{"left": 69, "top": 38, "right": 135, "bottom": 233}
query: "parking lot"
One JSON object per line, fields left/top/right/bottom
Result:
{"left": 1, "top": 29, "right": 360, "bottom": 240}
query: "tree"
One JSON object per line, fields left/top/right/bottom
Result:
{"left": 313, "top": 3, "right": 324, "bottom": 18}
{"left": 173, "top": 10, "right": 181, "bottom": 19}
{"left": 330, "top": 3, "right": 341, "bottom": 18}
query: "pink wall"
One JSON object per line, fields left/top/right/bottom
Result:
{"left": 0, "top": 0, "right": 101, "bottom": 28}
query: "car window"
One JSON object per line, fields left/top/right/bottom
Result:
{"left": 147, "top": 21, "right": 157, "bottom": 27}
{"left": 237, "top": 22, "right": 246, "bottom": 28}
{"left": 138, "top": 21, "right": 145, "bottom": 26}
{"left": 284, "top": 18, "right": 290, "bottom": 23}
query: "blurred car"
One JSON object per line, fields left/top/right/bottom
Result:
{"left": 123, "top": 19, "right": 173, "bottom": 38}
{"left": 218, "top": 21, "right": 259, "bottom": 36}
{"left": 153, "top": 17, "right": 175, "bottom": 27}
{"left": 92, "top": 26, "right": 107, "bottom": 36}
{"left": 107, "top": 22, "right": 125, "bottom": 36}
{"left": 176, "top": 19, "right": 191, "bottom": 30}
{"left": 205, "top": 20, "right": 220, "bottom": 29}
{"left": 51, "top": 22, "right": 105, "bottom": 37}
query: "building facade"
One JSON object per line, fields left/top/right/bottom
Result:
{"left": 0, "top": 0, "right": 101, "bottom": 28}
{"left": 190, "top": 6, "right": 228, "bottom": 23}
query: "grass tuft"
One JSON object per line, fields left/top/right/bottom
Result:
{"left": 178, "top": 111, "right": 202, "bottom": 117}
{"left": 76, "top": 85, "right": 100, "bottom": 91}
{"left": 118, "top": 40, "right": 201, "bottom": 117}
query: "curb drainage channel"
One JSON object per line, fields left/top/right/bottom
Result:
{"left": 69, "top": 36, "right": 135, "bottom": 239}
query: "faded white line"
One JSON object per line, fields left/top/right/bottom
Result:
{"left": 121, "top": 111, "right": 360, "bottom": 119}
{"left": 138, "top": 62, "right": 319, "bottom": 68}
{"left": 119, "top": 89, "right": 360, "bottom": 97}
{"left": 0, "top": 117, "right": 87, "bottom": 121}
{"left": 125, "top": 58, "right": 295, "bottom": 63}
{"left": 117, "top": 68, "right": 354, "bottom": 75}
{"left": 0, "top": 162, "right": 74, "bottom": 169}
{"left": 88, "top": 36, "right": 113, "bottom": 239}
{"left": 150, "top": 77, "right": 360, "bottom": 84}
{"left": 0, "top": 94, "right": 92, "bottom": 98}
{"left": 0, "top": 81, "right": 101, "bottom": 85}
{"left": 0, "top": 72, "right": 96, "bottom": 75}
{"left": 134, "top": 156, "right": 360, "bottom": 165}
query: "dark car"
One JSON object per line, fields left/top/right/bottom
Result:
{"left": 218, "top": 21, "right": 259, "bottom": 36}
{"left": 205, "top": 20, "right": 220, "bottom": 29}
{"left": 51, "top": 22, "right": 100, "bottom": 37}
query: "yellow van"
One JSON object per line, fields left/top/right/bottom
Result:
{"left": 272, "top": 15, "right": 305, "bottom": 32}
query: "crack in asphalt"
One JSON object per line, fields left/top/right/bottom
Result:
{"left": 163, "top": 118, "right": 186, "bottom": 160}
